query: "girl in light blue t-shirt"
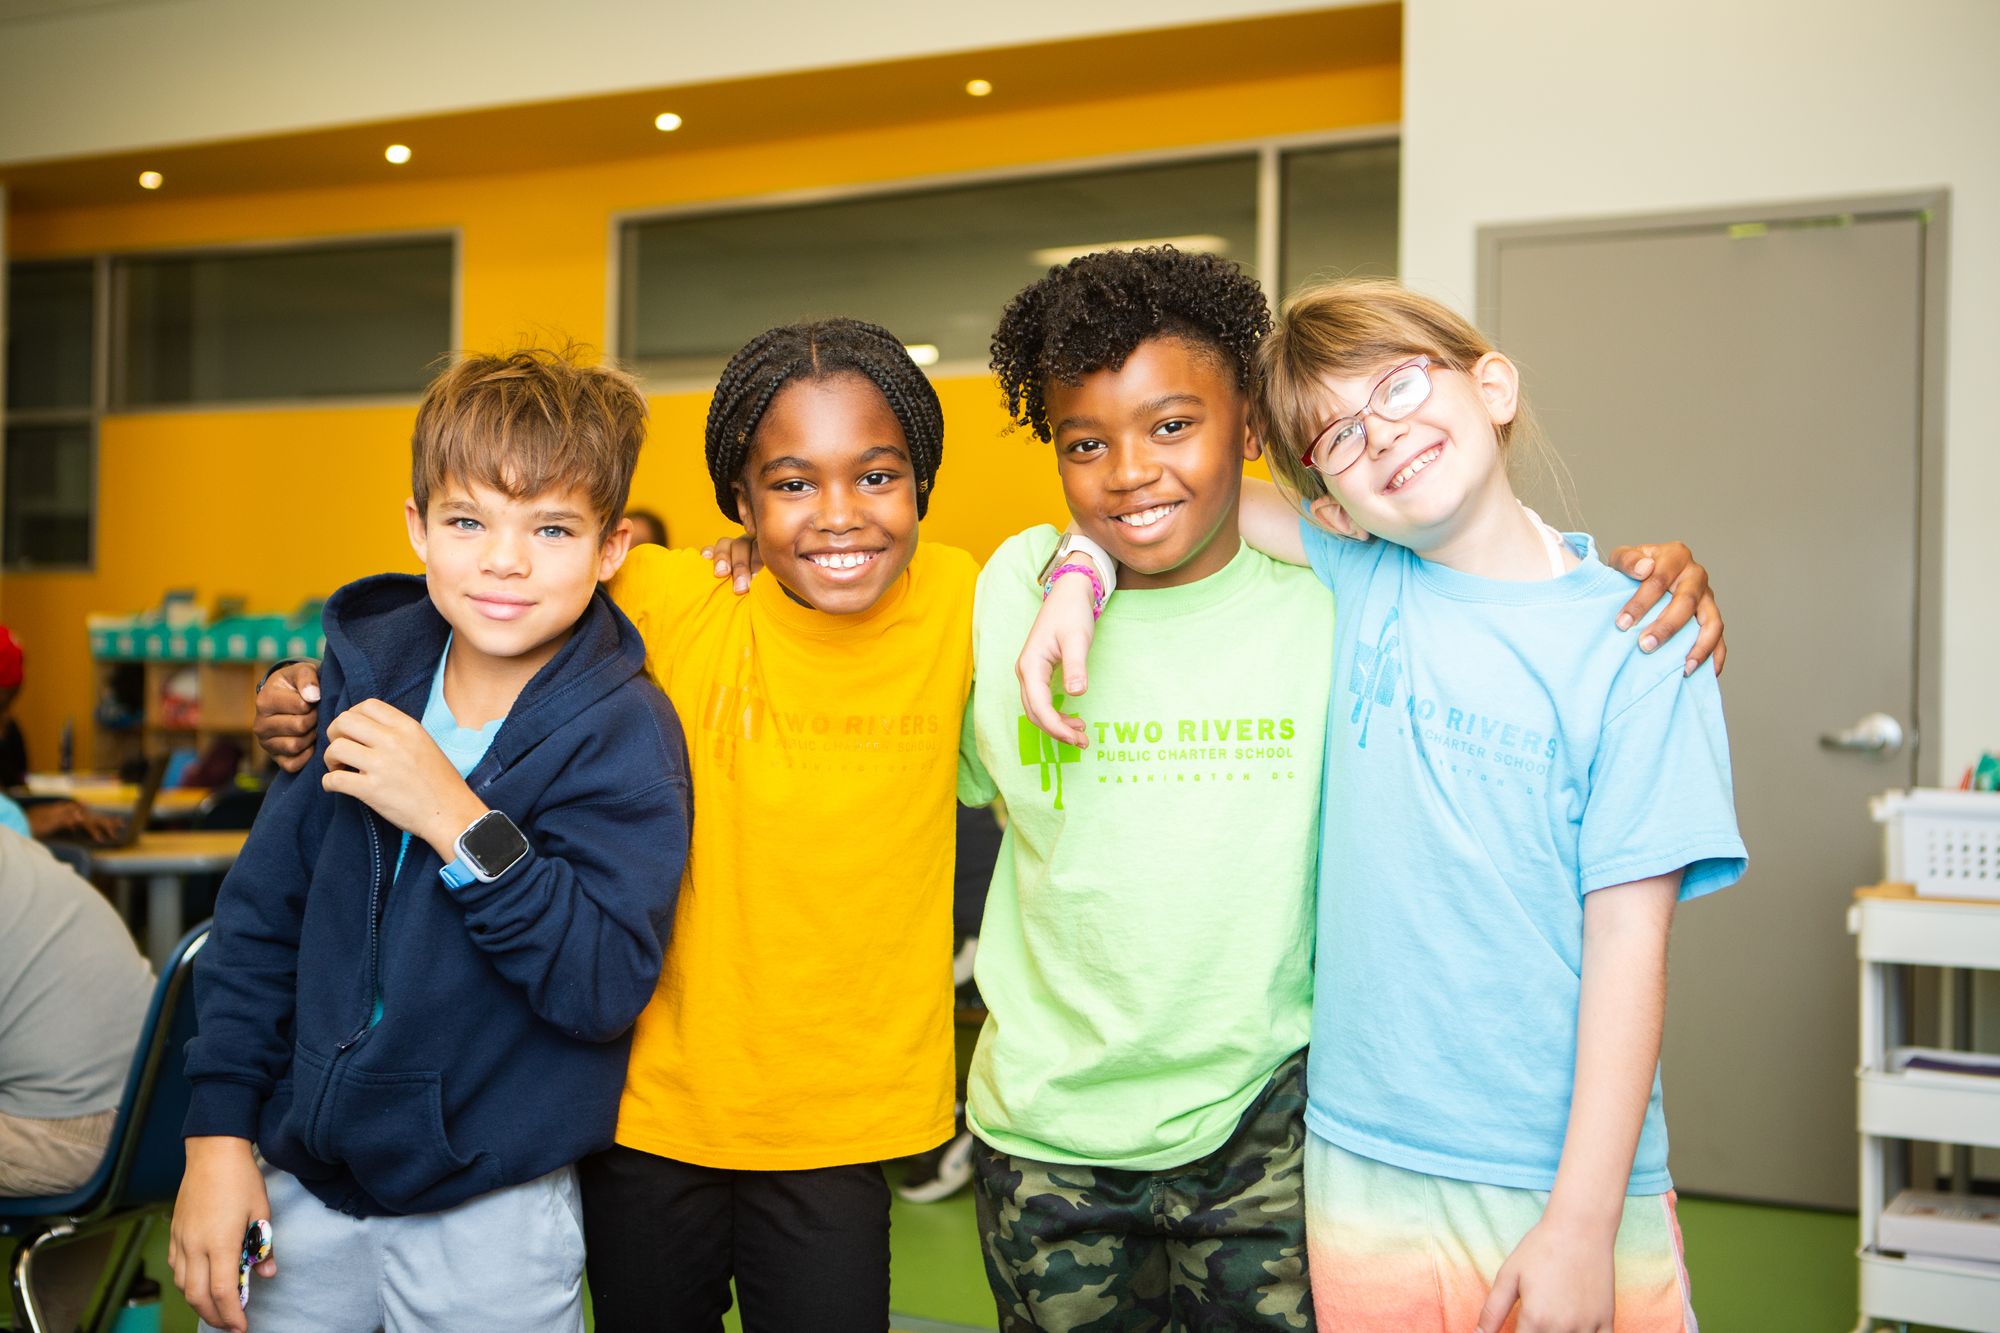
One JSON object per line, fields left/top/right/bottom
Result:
{"left": 1031, "top": 279, "right": 1745, "bottom": 1333}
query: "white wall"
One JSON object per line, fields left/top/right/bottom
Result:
{"left": 0, "top": 0, "right": 1346, "bottom": 165}
{"left": 1401, "top": 0, "right": 2000, "bottom": 783}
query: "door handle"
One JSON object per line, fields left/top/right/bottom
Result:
{"left": 1818, "top": 712, "right": 1907, "bottom": 755}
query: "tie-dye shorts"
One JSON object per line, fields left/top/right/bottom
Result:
{"left": 1304, "top": 1132, "right": 1697, "bottom": 1332}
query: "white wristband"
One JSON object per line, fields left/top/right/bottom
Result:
{"left": 1056, "top": 531, "right": 1117, "bottom": 599}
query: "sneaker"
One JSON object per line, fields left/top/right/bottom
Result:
{"left": 897, "top": 1128, "right": 975, "bottom": 1204}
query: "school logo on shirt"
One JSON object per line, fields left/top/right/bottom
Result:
{"left": 1018, "top": 700, "right": 1081, "bottom": 810}
{"left": 1014, "top": 696, "right": 1303, "bottom": 810}
{"left": 1345, "top": 603, "right": 1561, "bottom": 795}
{"left": 1348, "top": 608, "right": 1402, "bottom": 749}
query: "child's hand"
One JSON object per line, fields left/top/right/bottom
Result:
{"left": 170, "top": 1136, "right": 276, "bottom": 1333}
{"left": 1604, "top": 541, "right": 1725, "bottom": 677}
{"left": 321, "top": 699, "right": 487, "bottom": 861}
{"left": 701, "top": 535, "right": 761, "bottom": 594}
{"left": 254, "top": 662, "right": 323, "bottom": 773}
{"left": 1474, "top": 1213, "right": 1615, "bottom": 1333}
{"left": 1017, "top": 572, "right": 1099, "bottom": 749}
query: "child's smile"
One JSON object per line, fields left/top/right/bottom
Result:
{"left": 1111, "top": 500, "right": 1185, "bottom": 530}
{"left": 1383, "top": 441, "right": 1448, "bottom": 493}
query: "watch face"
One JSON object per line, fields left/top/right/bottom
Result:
{"left": 461, "top": 811, "right": 529, "bottom": 877}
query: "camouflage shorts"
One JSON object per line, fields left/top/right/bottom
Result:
{"left": 972, "top": 1049, "right": 1313, "bottom": 1333}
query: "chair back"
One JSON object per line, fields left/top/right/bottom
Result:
{"left": 0, "top": 922, "right": 207, "bottom": 1226}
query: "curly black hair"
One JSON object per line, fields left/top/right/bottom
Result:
{"left": 704, "top": 318, "right": 944, "bottom": 522}
{"left": 989, "top": 247, "right": 1272, "bottom": 442}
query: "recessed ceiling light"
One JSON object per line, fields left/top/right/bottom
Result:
{"left": 1030, "top": 234, "right": 1231, "bottom": 268}
{"left": 138, "top": 170, "right": 164, "bottom": 190}
{"left": 904, "top": 344, "right": 941, "bottom": 367}
{"left": 965, "top": 79, "right": 993, "bottom": 97}
{"left": 384, "top": 144, "right": 412, "bottom": 165}
{"left": 654, "top": 112, "right": 683, "bottom": 132}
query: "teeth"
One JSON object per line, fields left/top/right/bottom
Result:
{"left": 1389, "top": 446, "right": 1443, "bottom": 490}
{"left": 1114, "top": 503, "right": 1179, "bottom": 528}
{"left": 810, "top": 551, "right": 874, "bottom": 570}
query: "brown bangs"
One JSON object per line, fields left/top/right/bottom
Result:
{"left": 412, "top": 346, "right": 647, "bottom": 533}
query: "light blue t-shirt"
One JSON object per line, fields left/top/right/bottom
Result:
{"left": 1300, "top": 519, "right": 1746, "bottom": 1195}
{"left": 374, "top": 643, "right": 504, "bottom": 1025}
{"left": 395, "top": 644, "right": 505, "bottom": 885}
{"left": 0, "top": 793, "right": 29, "bottom": 838}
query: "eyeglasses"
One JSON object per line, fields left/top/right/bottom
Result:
{"left": 1299, "top": 356, "right": 1434, "bottom": 477}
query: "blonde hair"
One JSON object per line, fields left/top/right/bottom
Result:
{"left": 411, "top": 345, "right": 647, "bottom": 535}
{"left": 1255, "top": 279, "right": 1566, "bottom": 518}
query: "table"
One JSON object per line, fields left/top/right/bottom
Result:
{"left": 92, "top": 831, "right": 250, "bottom": 966}
{"left": 13, "top": 775, "right": 209, "bottom": 822}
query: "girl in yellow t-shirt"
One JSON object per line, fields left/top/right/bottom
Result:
{"left": 581, "top": 318, "right": 976, "bottom": 1333}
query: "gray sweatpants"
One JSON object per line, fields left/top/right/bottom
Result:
{"left": 201, "top": 1162, "right": 585, "bottom": 1333}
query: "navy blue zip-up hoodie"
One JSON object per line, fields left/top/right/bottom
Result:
{"left": 184, "top": 574, "right": 690, "bottom": 1217}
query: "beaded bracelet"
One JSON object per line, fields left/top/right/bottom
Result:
{"left": 1043, "top": 562, "right": 1108, "bottom": 619}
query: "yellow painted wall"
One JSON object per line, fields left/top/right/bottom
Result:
{"left": 2, "top": 62, "right": 1397, "bottom": 765}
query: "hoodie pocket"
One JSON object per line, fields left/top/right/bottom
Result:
{"left": 259, "top": 1048, "right": 340, "bottom": 1184}
{"left": 320, "top": 1063, "right": 498, "bottom": 1212}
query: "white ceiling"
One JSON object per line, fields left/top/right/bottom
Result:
{"left": 0, "top": 0, "right": 1364, "bottom": 168}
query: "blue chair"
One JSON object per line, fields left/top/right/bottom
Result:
{"left": 1, "top": 923, "right": 207, "bottom": 1333}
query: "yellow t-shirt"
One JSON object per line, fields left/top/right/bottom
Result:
{"left": 607, "top": 542, "right": 975, "bottom": 1170}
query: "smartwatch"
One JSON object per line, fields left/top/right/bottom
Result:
{"left": 1036, "top": 531, "right": 1118, "bottom": 598}
{"left": 438, "top": 810, "right": 530, "bottom": 888}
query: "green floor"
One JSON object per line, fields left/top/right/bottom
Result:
{"left": 8, "top": 1188, "right": 1890, "bottom": 1332}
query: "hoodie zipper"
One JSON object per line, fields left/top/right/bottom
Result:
{"left": 342, "top": 814, "right": 388, "bottom": 1051}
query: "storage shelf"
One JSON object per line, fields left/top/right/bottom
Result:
{"left": 1853, "top": 885, "right": 2000, "bottom": 1332}
{"left": 1857, "top": 1070, "right": 2000, "bottom": 1149}
{"left": 1850, "top": 894, "right": 2000, "bottom": 968}
{"left": 1858, "top": 1249, "right": 2000, "bottom": 1332}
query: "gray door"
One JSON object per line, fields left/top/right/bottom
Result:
{"left": 1484, "top": 207, "right": 1932, "bottom": 1209}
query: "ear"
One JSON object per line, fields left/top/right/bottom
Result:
{"left": 731, "top": 479, "right": 758, "bottom": 542}
{"left": 595, "top": 518, "right": 635, "bottom": 583}
{"left": 404, "top": 498, "right": 429, "bottom": 564}
{"left": 1309, "top": 494, "right": 1371, "bottom": 543}
{"left": 1472, "top": 352, "right": 1521, "bottom": 429}
{"left": 1241, "top": 417, "right": 1264, "bottom": 464}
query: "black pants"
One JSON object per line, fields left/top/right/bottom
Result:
{"left": 579, "top": 1143, "right": 892, "bottom": 1333}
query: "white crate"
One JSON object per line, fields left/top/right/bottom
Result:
{"left": 1873, "top": 789, "right": 2000, "bottom": 900}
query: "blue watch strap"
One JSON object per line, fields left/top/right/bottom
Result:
{"left": 438, "top": 857, "right": 477, "bottom": 890}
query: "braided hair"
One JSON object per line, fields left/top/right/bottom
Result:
{"left": 990, "top": 247, "right": 1271, "bottom": 442}
{"left": 704, "top": 318, "right": 945, "bottom": 522}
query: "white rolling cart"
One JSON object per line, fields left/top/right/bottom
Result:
{"left": 1850, "top": 880, "right": 2000, "bottom": 1332}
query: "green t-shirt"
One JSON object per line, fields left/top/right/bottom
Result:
{"left": 959, "top": 526, "right": 1332, "bottom": 1170}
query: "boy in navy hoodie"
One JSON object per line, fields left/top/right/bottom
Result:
{"left": 170, "top": 348, "right": 691, "bottom": 1333}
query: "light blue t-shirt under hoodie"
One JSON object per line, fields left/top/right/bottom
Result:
{"left": 1299, "top": 518, "right": 1746, "bottom": 1195}
{"left": 372, "top": 641, "right": 503, "bottom": 1025}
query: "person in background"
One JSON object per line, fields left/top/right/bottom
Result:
{"left": 0, "top": 626, "right": 26, "bottom": 788}
{"left": 0, "top": 826, "right": 156, "bottom": 1329}
{"left": 625, "top": 508, "right": 669, "bottom": 548}
{"left": 0, "top": 626, "right": 125, "bottom": 845}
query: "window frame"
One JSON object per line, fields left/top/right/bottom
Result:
{"left": 1, "top": 255, "right": 108, "bottom": 572}
{"left": 608, "top": 125, "right": 1399, "bottom": 392}
{"left": 3, "top": 230, "right": 462, "bottom": 571}
{"left": 104, "top": 227, "right": 464, "bottom": 416}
